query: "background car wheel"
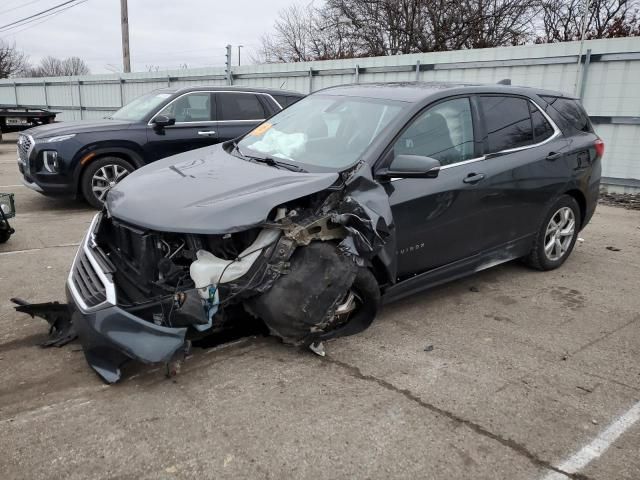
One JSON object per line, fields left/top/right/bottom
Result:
{"left": 0, "top": 229, "right": 11, "bottom": 244}
{"left": 81, "top": 156, "right": 134, "bottom": 209}
{"left": 525, "top": 195, "right": 581, "bottom": 271}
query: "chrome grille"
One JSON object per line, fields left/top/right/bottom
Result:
{"left": 17, "top": 134, "right": 32, "bottom": 163}
{"left": 71, "top": 249, "right": 107, "bottom": 308}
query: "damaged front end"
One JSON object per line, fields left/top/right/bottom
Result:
{"left": 15, "top": 164, "right": 394, "bottom": 383}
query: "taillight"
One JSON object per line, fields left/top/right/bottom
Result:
{"left": 594, "top": 138, "right": 605, "bottom": 158}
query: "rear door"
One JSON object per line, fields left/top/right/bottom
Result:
{"left": 386, "top": 96, "right": 488, "bottom": 277}
{"left": 475, "top": 94, "right": 571, "bottom": 251}
{"left": 215, "top": 92, "right": 268, "bottom": 142}
{"left": 145, "top": 92, "right": 218, "bottom": 161}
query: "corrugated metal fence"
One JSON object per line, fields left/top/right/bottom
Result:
{"left": 1, "top": 37, "right": 639, "bottom": 189}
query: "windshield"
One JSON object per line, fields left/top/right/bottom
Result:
{"left": 110, "top": 92, "right": 173, "bottom": 121}
{"left": 237, "top": 94, "right": 406, "bottom": 170}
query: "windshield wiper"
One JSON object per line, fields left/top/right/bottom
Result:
{"left": 249, "top": 155, "right": 306, "bottom": 173}
{"left": 232, "top": 143, "right": 306, "bottom": 172}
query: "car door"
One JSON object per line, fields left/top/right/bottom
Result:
{"left": 215, "top": 92, "right": 268, "bottom": 142}
{"left": 146, "top": 92, "right": 218, "bottom": 161}
{"left": 385, "top": 96, "right": 489, "bottom": 278}
{"left": 474, "top": 95, "right": 571, "bottom": 251}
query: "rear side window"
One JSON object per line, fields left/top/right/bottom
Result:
{"left": 218, "top": 93, "right": 266, "bottom": 121}
{"left": 272, "top": 94, "right": 303, "bottom": 108}
{"left": 530, "top": 102, "right": 554, "bottom": 142}
{"left": 541, "top": 96, "right": 592, "bottom": 133}
{"left": 480, "top": 96, "right": 533, "bottom": 152}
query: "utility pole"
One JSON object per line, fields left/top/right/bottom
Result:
{"left": 225, "top": 45, "right": 233, "bottom": 85}
{"left": 237, "top": 45, "right": 243, "bottom": 66}
{"left": 120, "top": 0, "right": 131, "bottom": 73}
{"left": 574, "top": 0, "right": 592, "bottom": 95}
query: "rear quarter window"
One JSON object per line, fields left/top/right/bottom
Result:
{"left": 540, "top": 96, "right": 593, "bottom": 133}
{"left": 479, "top": 96, "right": 534, "bottom": 152}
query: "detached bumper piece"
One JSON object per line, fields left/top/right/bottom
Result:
{"left": 11, "top": 298, "right": 77, "bottom": 347}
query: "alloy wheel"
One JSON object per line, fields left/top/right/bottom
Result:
{"left": 544, "top": 206, "right": 576, "bottom": 261}
{"left": 91, "top": 164, "right": 130, "bottom": 203}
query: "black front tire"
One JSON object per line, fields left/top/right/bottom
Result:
{"left": 0, "top": 229, "right": 11, "bottom": 244}
{"left": 80, "top": 156, "right": 134, "bottom": 209}
{"left": 525, "top": 195, "right": 581, "bottom": 271}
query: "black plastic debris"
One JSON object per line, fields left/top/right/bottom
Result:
{"left": 11, "top": 298, "right": 77, "bottom": 347}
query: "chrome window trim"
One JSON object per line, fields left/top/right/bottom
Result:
{"left": 389, "top": 98, "right": 561, "bottom": 181}
{"left": 147, "top": 90, "right": 282, "bottom": 126}
{"left": 67, "top": 213, "right": 117, "bottom": 313}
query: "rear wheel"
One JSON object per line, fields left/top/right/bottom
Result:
{"left": 525, "top": 195, "right": 580, "bottom": 271}
{"left": 81, "top": 156, "right": 134, "bottom": 209}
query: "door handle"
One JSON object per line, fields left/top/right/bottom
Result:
{"left": 546, "top": 151, "right": 563, "bottom": 161}
{"left": 463, "top": 173, "right": 485, "bottom": 184}
{"left": 198, "top": 130, "right": 216, "bottom": 136}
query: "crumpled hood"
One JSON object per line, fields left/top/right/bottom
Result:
{"left": 26, "top": 119, "right": 132, "bottom": 139}
{"left": 106, "top": 145, "right": 340, "bottom": 234}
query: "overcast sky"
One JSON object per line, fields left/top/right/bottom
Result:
{"left": 0, "top": 0, "right": 297, "bottom": 73}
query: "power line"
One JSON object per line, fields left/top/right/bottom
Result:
{"left": 0, "top": 0, "right": 90, "bottom": 35}
{"left": 0, "top": 0, "right": 43, "bottom": 17}
{"left": 0, "top": 0, "right": 83, "bottom": 31}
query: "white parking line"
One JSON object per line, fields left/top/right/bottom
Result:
{"left": 541, "top": 400, "right": 640, "bottom": 479}
{"left": 0, "top": 184, "right": 24, "bottom": 188}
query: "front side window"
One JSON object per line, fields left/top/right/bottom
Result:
{"left": 218, "top": 93, "right": 265, "bottom": 121}
{"left": 480, "top": 96, "right": 534, "bottom": 153}
{"left": 237, "top": 94, "right": 406, "bottom": 170}
{"left": 394, "top": 97, "right": 475, "bottom": 166}
{"left": 156, "top": 93, "right": 213, "bottom": 122}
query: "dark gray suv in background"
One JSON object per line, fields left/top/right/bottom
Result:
{"left": 17, "top": 86, "right": 303, "bottom": 207}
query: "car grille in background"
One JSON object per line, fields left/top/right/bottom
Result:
{"left": 71, "top": 249, "right": 107, "bottom": 308}
{"left": 17, "top": 134, "right": 32, "bottom": 164}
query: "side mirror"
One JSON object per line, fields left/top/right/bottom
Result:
{"left": 377, "top": 154, "right": 441, "bottom": 179}
{"left": 152, "top": 115, "right": 175, "bottom": 128}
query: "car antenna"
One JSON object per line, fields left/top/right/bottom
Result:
{"left": 497, "top": 78, "right": 511, "bottom": 85}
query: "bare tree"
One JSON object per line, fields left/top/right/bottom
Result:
{"left": 257, "top": 3, "right": 359, "bottom": 62}
{"left": 538, "top": 0, "right": 640, "bottom": 42}
{"left": 258, "top": 0, "right": 640, "bottom": 63}
{"left": 0, "top": 41, "right": 30, "bottom": 79}
{"left": 27, "top": 56, "right": 90, "bottom": 77}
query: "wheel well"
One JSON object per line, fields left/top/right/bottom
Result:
{"left": 78, "top": 151, "right": 139, "bottom": 185}
{"left": 564, "top": 189, "right": 586, "bottom": 227}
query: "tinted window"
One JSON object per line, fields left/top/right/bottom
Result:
{"left": 541, "top": 96, "right": 592, "bottom": 133}
{"left": 272, "top": 94, "right": 302, "bottom": 108}
{"left": 395, "top": 97, "right": 475, "bottom": 166}
{"left": 530, "top": 102, "right": 554, "bottom": 142}
{"left": 480, "top": 96, "right": 534, "bottom": 152}
{"left": 219, "top": 93, "right": 265, "bottom": 120}
{"left": 157, "top": 93, "right": 213, "bottom": 122}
